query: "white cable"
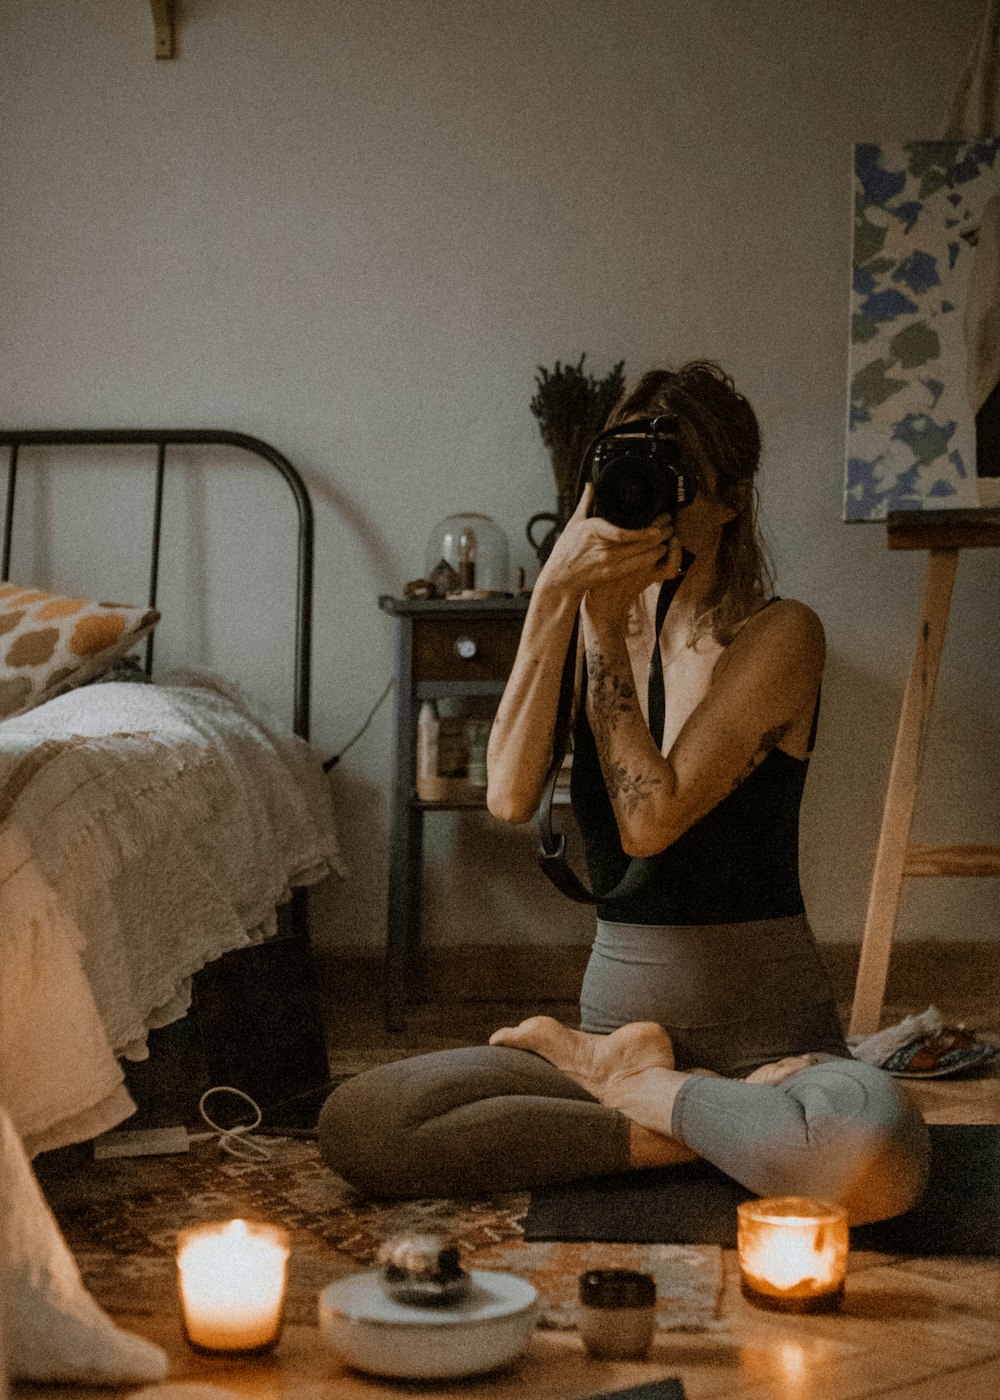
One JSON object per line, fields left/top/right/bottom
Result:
{"left": 188, "top": 1085, "right": 273, "bottom": 1160}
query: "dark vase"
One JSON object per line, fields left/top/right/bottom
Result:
{"left": 526, "top": 489, "right": 575, "bottom": 569}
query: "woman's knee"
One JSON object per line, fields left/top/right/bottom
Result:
{"left": 677, "top": 1059, "right": 930, "bottom": 1225}
{"left": 318, "top": 1065, "right": 410, "bottom": 1196}
{"left": 318, "top": 1050, "right": 482, "bottom": 1197}
{"left": 317, "top": 1045, "right": 596, "bottom": 1199}
{"left": 785, "top": 1061, "right": 931, "bottom": 1224}
{"left": 835, "top": 1069, "right": 930, "bottom": 1223}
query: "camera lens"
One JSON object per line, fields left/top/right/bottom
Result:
{"left": 592, "top": 452, "right": 676, "bottom": 530}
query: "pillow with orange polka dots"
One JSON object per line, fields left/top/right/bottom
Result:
{"left": 0, "top": 583, "right": 159, "bottom": 720}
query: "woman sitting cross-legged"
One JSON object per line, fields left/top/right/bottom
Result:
{"left": 319, "top": 361, "right": 929, "bottom": 1225}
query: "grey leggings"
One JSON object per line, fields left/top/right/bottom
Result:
{"left": 319, "top": 917, "right": 930, "bottom": 1224}
{"left": 580, "top": 916, "right": 849, "bottom": 1075}
{"left": 319, "top": 1045, "right": 928, "bottom": 1224}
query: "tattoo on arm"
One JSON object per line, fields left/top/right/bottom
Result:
{"left": 585, "top": 649, "right": 630, "bottom": 722}
{"left": 586, "top": 649, "right": 662, "bottom": 814}
{"left": 605, "top": 761, "right": 662, "bottom": 815}
{"left": 586, "top": 651, "right": 635, "bottom": 740}
{"left": 731, "top": 720, "right": 793, "bottom": 791}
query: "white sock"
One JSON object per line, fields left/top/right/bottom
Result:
{"left": 1, "top": 1105, "right": 168, "bottom": 1384}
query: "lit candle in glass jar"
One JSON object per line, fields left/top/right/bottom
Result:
{"left": 176, "top": 1220, "right": 290, "bottom": 1353}
{"left": 737, "top": 1197, "right": 848, "bottom": 1312}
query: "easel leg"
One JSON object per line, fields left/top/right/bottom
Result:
{"left": 849, "top": 547, "right": 959, "bottom": 1037}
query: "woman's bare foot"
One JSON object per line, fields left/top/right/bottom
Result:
{"left": 488, "top": 1016, "right": 675, "bottom": 1101}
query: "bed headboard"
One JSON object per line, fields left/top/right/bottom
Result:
{"left": 0, "top": 429, "right": 314, "bottom": 740}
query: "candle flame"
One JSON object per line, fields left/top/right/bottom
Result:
{"left": 177, "top": 1219, "right": 289, "bottom": 1351}
{"left": 741, "top": 1221, "right": 841, "bottom": 1292}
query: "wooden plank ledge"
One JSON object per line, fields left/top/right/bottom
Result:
{"left": 887, "top": 507, "right": 1000, "bottom": 550}
{"left": 904, "top": 843, "right": 1000, "bottom": 877}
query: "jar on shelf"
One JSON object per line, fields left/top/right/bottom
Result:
{"left": 464, "top": 719, "right": 491, "bottom": 787}
{"left": 425, "top": 513, "right": 509, "bottom": 595}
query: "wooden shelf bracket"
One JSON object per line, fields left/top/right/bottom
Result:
{"left": 149, "top": 0, "right": 177, "bottom": 60}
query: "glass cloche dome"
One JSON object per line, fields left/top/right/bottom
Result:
{"left": 424, "top": 512, "right": 509, "bottom": 594}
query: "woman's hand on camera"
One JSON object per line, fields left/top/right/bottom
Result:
{"left": 581, "top": 509, "right": 684, "bottom": 625}
{"left": 537, "top": 485, "right": 679, "bottom": 610}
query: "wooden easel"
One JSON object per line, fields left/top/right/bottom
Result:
{"left": 849, "top": 506, "right": 1000, "bottom": 1036}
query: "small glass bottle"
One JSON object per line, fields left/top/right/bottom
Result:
{"left": 456, "top": 525, "right": 477, "bottom": 592}
{"left": 416, "top": 701, "right": 443, "bottom": 801}
{"left": 465, "top": 719, "right": 490, "bottom": 788}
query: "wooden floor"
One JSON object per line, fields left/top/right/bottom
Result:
{"left": 15, "top": 991, "right": 1000, "bottom": 1400}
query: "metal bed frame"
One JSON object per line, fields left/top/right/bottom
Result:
{"left": 0, "top": 429, "right": 314, "bottom": 740}
{"left": 0, "top": 428, "right": 329, "bottom": 1116}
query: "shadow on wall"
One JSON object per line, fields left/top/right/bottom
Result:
{"left": 424, "top": 805, "right": 595, "bottom": 948}
{"left": 308, "top": 763, "right": 389, "bottom": 957}
{"left": 804, "top": 647, "right": 903, "bottom": 936}
{"left": 806, "top": 645, "right": 1000, "bottom": 944}
{"left": 301, "top": 464, "right": 398, "bottom": 592}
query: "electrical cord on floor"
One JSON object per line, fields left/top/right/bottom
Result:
{"left": 187, "top": 1086, "right": 273, "bottom": 1160}
{"left": 323, "top": 678, "right": 394, "bottom": 772}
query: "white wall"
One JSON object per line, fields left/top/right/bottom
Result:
{"left": 1, "top": 0, "right": 996, "bottom": 954}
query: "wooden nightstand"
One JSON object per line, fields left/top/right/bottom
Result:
{"left": 378, "top": 594, "right": 530, "bottom": 1030}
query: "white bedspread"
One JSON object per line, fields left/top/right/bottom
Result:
{"left": 0, "top": 672, "right": 345, "bottom": 1155}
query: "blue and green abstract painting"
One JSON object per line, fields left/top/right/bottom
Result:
{"left": 846, "top": 139, "right": 1000, "bottom": 521}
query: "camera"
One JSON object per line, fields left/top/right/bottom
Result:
{"left": 584, "top": 415, "right": 698, "bottom": 530}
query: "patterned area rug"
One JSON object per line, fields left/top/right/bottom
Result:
{"left": 38, "top": 1136, "right": 722, "bottom": 1331}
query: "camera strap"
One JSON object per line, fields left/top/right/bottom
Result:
{"left": 536, "top": 551, "right": 693, "bottom": 904}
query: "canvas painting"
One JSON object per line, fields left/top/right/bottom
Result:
{"left": 846, "top": 138, "right": 1000, "bottom": 522}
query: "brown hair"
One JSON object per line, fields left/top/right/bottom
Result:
{"left": 606, "top": 361, "right": 774, "bottom": 644}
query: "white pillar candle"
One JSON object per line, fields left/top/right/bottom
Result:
{"left": 176, "top": 1220, "right": 290, "bottom": 1353}
{"left": 737, "top": 1197, "right": 848, "bottom": 1312}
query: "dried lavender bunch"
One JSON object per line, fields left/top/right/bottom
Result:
{"left": 530, "top": 355, "right": 626, "bottom": 500}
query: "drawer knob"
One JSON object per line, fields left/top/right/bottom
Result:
{"left": 454, "top": 636, "right": 477, "bottom": 660}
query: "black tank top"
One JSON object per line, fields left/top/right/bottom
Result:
{"left": 570, "top": 629, "right": 818, "bottom": 926}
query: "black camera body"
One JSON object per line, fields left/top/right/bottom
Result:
{"left": 584, "top": 415, "right": 697, "bottom": 530}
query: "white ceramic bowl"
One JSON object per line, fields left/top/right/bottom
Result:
{"left": 318, "top": 1269, "right": 538, "bottom": 1379}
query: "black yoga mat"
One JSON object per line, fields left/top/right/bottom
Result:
{"left": 525, "top": 1124, "right": 1000, "bottom": 1256}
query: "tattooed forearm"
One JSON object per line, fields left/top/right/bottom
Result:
{"left": 585, "top": 648, "right": 662, "bottom": 816}
{"left": 586, "top": 650, "right": 636, "bottom": 746}
{"left": 730, "top": 721, "right": 793, "bottom": 791}
{"left": 605, "top": 761, "right": 663, "bottom": 816}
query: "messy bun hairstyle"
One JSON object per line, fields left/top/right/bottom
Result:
{"left": 606, "top": 361, "right": 774, "bottom": 644}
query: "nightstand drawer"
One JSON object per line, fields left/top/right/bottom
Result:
{"left": 412, "top": 616, "right": 523, "bottom": 682}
